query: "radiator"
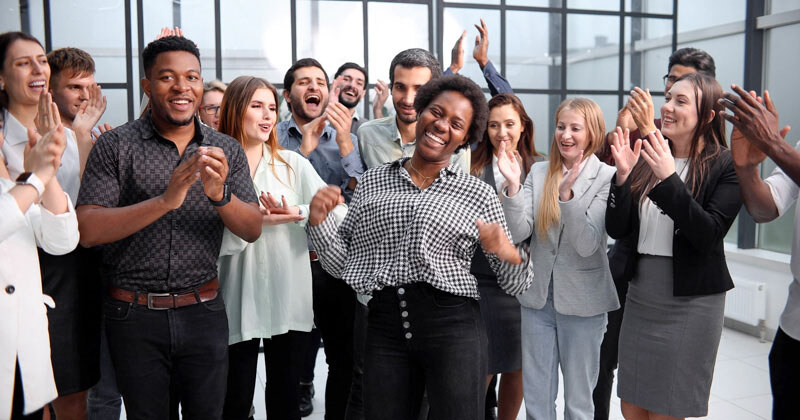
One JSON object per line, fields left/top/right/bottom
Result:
{"left": 725, "top": 279, "right": 767, "bottom": 339}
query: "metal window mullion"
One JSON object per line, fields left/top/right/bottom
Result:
{"left": 125, "top": 0, "right": 134, "bottom": 122}
{"left": 214, "top": 0, "right": 221, "bottom": 80}
{"left": 42, "top": 0, "right": 51, "bottom": 51}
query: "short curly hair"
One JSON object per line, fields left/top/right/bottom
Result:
{"left": 141, "top": 36, "right": 200, "bottom": 79}
{"left": 413, "top": 75, "right": 488, "bottom": 150}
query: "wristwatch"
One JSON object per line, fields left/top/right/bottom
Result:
{"left": 15, "top": 172, "right": 45, "bottom": 199}
{"left": 209, "top": 183, "right": 230, "bottom": 207}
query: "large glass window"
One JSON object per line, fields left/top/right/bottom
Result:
{"left": 505, "top": 11, "right": 560, "bottom": 90}
{"left": 566, "top": 14, "right": 620, "bottom": 91}
{"left": 441, "top": 8, "right": 501, "bottom": 90}
{"left": 367, "top": 2, "right": 429, "bottom": 84}
{"left": 221, "top": 0, "right": 292, "bottom": 83}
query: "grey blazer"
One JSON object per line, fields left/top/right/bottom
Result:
{"left": 503, "top": 154, "right": 620, "bottom": 316}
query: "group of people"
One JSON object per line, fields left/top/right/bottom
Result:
{"left": 0, "top": 18, "right": 797, "bottom": 420}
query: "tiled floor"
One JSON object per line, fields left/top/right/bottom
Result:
{"left": 118, "top": 327, "right": 773, "bottom": 419}
{"left": 253, "top": 327, "right": 773, "bottom": 420}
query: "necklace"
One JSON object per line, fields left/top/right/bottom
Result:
{"left": 407, "top": 159, "right": 436, "bottom": 187}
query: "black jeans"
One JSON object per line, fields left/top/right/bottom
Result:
{"left": 365, "top": 283, "right": 487, "bottom": 420}
{"left": 311, "top": 261, "right": 357, "bottom": 420}
{"left": 103, "top": 294, "right": 229, "bottom": 420}
{"left": 223, "top": 332, "right": 309, "bottom": 420}
{"left": 769, "top": 327, "right": 800, "bottom": 420}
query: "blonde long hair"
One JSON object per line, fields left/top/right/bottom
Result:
{"left": 536, "top": 98, "right": 605, "bottom": 239}
{"left": 218, "top": 76, "right": 293, "bottom": 185}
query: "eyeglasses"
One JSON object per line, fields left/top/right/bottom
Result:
{"left": 662, "top": 74, "right": 678, "bottom": 86}
{"left": 200, "top": 105, "right": 220, "bottom": 116}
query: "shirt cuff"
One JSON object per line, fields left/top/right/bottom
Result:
{"left": 306, "top": 213, "right": 337, "bottom": 253}
{"left": 340, "top": 149, "right": 365, "bottom": 179}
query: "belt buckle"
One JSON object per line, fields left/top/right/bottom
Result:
{"left": 147, "top": 292, "right": 173, "bottom": 310}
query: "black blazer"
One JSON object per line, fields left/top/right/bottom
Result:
{"left": 605, "top": 149, "right": 742, "bottom": 297}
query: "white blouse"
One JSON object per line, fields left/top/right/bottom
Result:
{"left": 217, "top": 145, "right": 346, "bottom": 344}
{"left": 0, "top": 178, "right": 79, "bottom": 416}
{"left": 637, "top": 157, "right": 689, "bottom": 256}
{"left": 1, "top": 110, "right": 81, "bottom": 203}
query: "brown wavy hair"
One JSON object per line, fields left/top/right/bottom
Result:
{"left": 218, "top": 76, "right": 292, "bottom": 185}
{"left": 470, "top": 93, "right": 542, "bottom": 177}
{"left": 629, "top": 72, "right": 726, "bottom": 202}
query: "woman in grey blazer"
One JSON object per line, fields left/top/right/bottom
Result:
{"left": 499, "top": 98, "right": 619, "bottom": 420}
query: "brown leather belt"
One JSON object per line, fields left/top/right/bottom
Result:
{"left": 309, "top": 251, "right": 319, "bottom": 262}
{"left": 109, "top": 278, "right": 219, "bottom": 310}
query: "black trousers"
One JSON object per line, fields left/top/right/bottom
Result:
{"left": 223, "top": 332, "right": 309, "bottom": 420}
{"left": 769, "top": 327, "right": 800, "bottom": 420}
{"left": 311, "top": 261, "right": 357, "bottom": 420}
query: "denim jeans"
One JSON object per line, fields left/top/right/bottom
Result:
{"left": 87, "top": 322, "right": 122, "bottom": 420}
{"left": 311, "top": 261, "right": 356, "bottom": 420}
{"left": 364, "top": 283, "right": 487, "bottom": 420}
{"left": 520, "top": 286, "right": 607, "bottom": 420}
{"left": 103, "top": 294, "right": 229, "bottom": 420}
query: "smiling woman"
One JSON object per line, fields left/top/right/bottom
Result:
{"left": 306, "top": 75, "right": 532, "bottom": 420}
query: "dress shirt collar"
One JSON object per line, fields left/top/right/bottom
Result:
{"left": 141, "top": 110, "right": 207, "bottom": 147}
{"left": 2, "top": 109, "right": 30, "bottom": 146}
{"left": 392, "top": 157, "right": 459, "bottom": 178}
{"left": 285, "top": 114, "right": 335, "bottom": 140}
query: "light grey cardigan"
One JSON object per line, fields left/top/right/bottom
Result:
{"left": 502, "top": 154, "right": 620, "bottom": 317}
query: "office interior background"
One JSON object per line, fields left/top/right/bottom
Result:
{"left": 2, "top": 0, "right": 799, "bottom": 338}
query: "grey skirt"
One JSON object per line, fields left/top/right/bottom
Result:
{"left": 617, "top": 255, "right": 725, "bottom": 418}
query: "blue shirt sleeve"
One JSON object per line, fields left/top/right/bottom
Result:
{"left": 482, "top": 60, "right": 513, "bottom": 96}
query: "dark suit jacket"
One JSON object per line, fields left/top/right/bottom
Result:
{"left": 605, "top": 149, "right": 742, "bottom": 296}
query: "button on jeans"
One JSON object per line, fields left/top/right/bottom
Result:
{"left": 364, "top": 283, "right": 488, "bottom": 420}
{"left": 103, "top": 294, "right": 229, "bottom": 420}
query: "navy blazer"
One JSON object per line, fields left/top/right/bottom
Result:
{"left": 605, "top": 149, "right": 742, "bottom": 296}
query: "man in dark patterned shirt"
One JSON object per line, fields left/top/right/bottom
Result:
{"left": 76, "top": 36, "right": 261, "bottom": 419}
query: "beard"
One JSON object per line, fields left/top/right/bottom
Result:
{"left": 338, "top": 90, "right": 360, "bottom": 109}
{"left": 289, "top": 91, "right": 326, "bottom": 122}
{"left": 166, "top": 114, "right": 195, "bottom": 126}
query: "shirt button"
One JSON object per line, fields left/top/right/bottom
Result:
{"left": 403, "top": 321, "right": 410, "bottom": 329}
{"left": 399, "top": 301, "right": 407, "bottom": 308}
{"left": 5, "top": 285, "right": 15, "bottom": 294}
{"left": 401, "top": 311, "right": 408, "bottom": 318}
{"left": 397, "top": 287, "right": 405, "bottom": 296}
{"left": 405, "top": 332, "right": 412, "bottom": 339}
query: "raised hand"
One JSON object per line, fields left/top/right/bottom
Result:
{"left": 72, "top": 84, "right": 107, "bottom": 136}
{"left": 477, "top": 220, "right": 521, "bottom": 264}
{"left": 449, "top": 30, "right": 467, "bottom": 74}
{"left": 473, "top": 18, "right": 490, "bottom": 68}
{"left": 91, "top": 123, "right": 115, "bottom": 143}
{"left": 300, "top": 114, "right": 328, "bottom": 156}
{"left": 198, "top": 146, "right": 229, "bottom": 202}
{"left": 615, "top": 107, "right": 636, "bottom": 133}
{"left": 161, "top": 153, "right": 201, "bottom": 210}
{"left": 640, "top": 129, "right": 675, "bottom": 180}
{"left": 258, "top": 191, "right": 304, "bottom": 225}
{"left": 329, "top": 75, "right": 344, "bottom": 106}
{"left": 309, "top": 186, "right": 344, "bottom": 226}
{"left": 626, "top": 87, "right": 657, "bottom": 135}
{"left": 372, "top": 79, "right": 389, "bottom": 119}
{"left": 326, "top": 103, "right": 354, "bottom": 156}
{"left": 609, "top": 126, "right": 641, "bottom": 185}
{"left": 719, "top": 86, "right": 791, "bottom": 163}
{"left": 559, "top": 150, "right": 583, "bottom": 201}
{"left": 34, "top": 92, "right": 61, "bottom": 136}
{"left": 23, "top": 124, "right": 67, "bottom": 186}
{"left": 496, "top": 141, "right": 522, "bottom": 195}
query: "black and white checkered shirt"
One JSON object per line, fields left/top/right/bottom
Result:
{"left": 77, "top": 113, "right": 258, "bottom": 292}
{"left": 307, "top": 158, "right": 533, "bottom": 299}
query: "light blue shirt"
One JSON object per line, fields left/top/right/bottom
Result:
{"left": 276, "top": 117, "right": 365, "bottom": 203}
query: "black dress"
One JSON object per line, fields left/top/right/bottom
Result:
{"left": 38, "top": 245, "right": 102, "bottom": 394}
{"left": 470, "top": 159, "right": 533, "bottom": 374}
